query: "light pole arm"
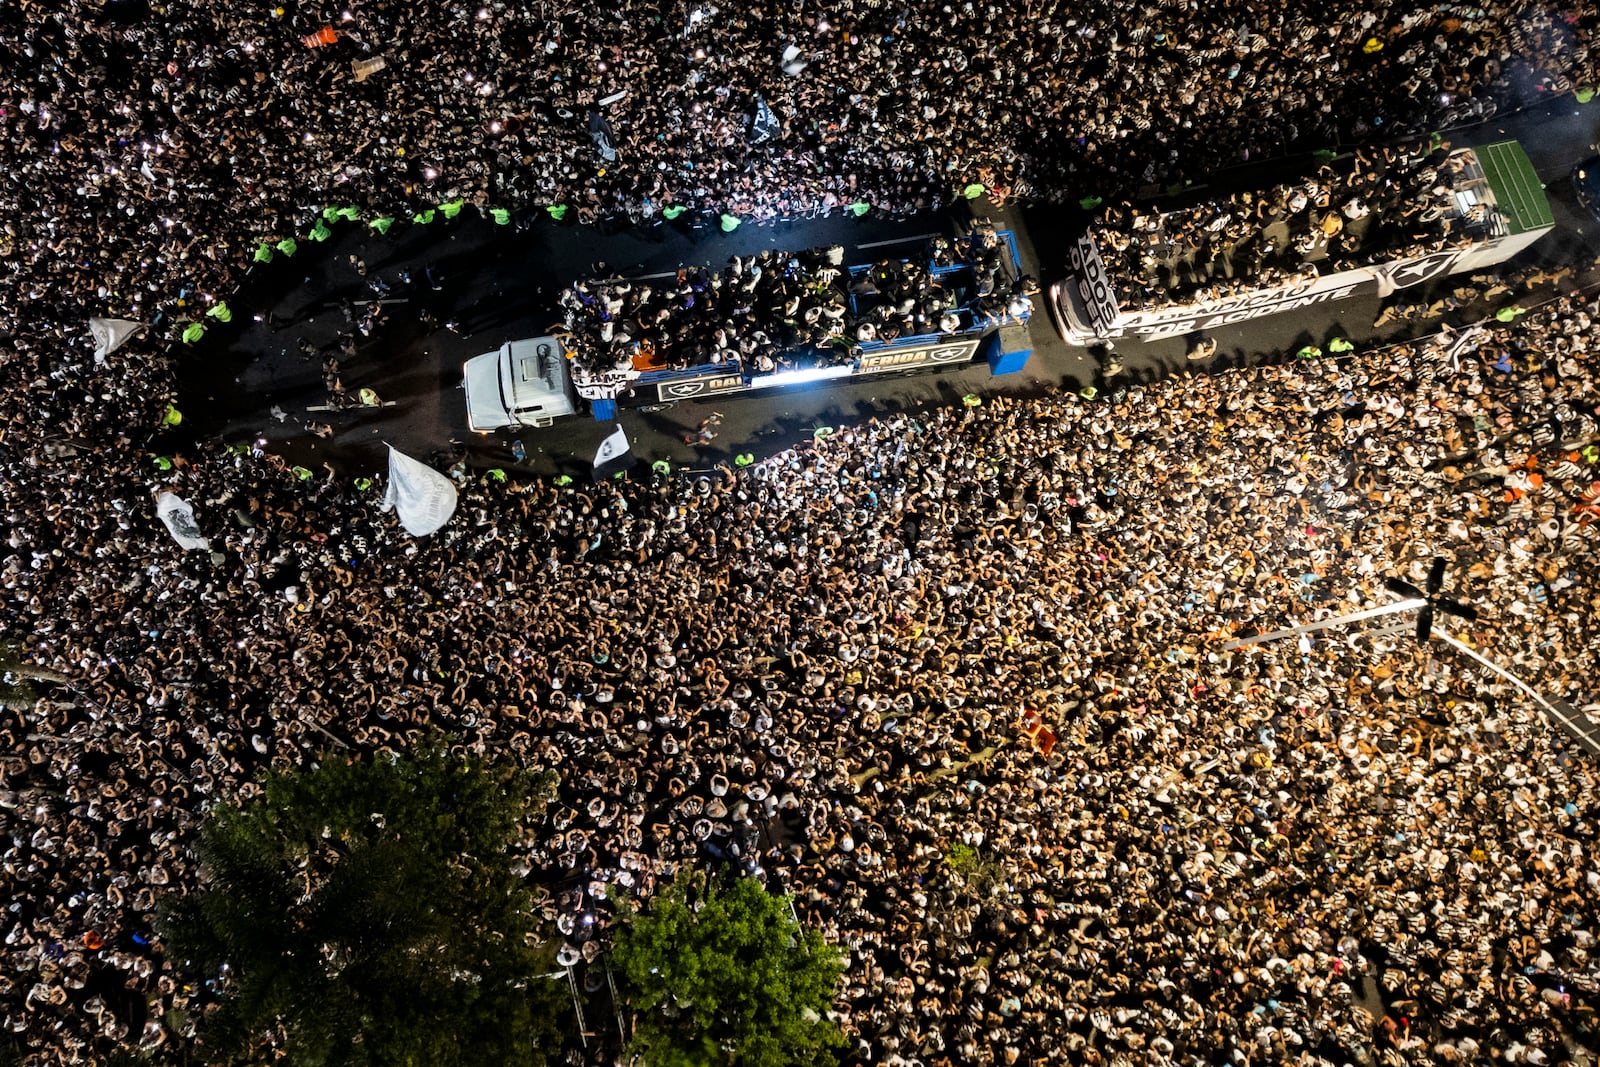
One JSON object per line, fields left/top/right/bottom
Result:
{"left": 1221, "top": 599, "right": 1426, "bottom": 650}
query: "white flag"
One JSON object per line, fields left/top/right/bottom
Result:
{"left": 592, "top": 426, "right": 632, "bottom": 480}
{"left": 155, "top": 492, "right": 211, "bottom": 551}
{"left": 780, "top": 42, "right": 809, "bottom": 76}
{"left": 381, "top": 446, "right": 458, "bottom": 537}
{"left": 88, "top": 317, "right": 146, "bottom": 363}
{"left": 1442, "top": 324, "right": 1490, "bottom": 373}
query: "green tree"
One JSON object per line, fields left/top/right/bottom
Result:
{"left": 155, "top": 744, "right": 565, "bottom": 1066}
{"left": 613, "top": 870, "right": 846, "bottom": 1067}
{"left": 944, "top": 842, "right": 1004, "bottom": 898}
{"left": 0, "top": 640, "right": 74, "bottom": 708}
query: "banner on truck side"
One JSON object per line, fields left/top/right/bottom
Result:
{"left": 1069, "top": 246, "right": 1473, "bottom": 342}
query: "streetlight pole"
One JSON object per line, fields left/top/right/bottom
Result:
{"left": 1221, "top": 566, "right": 1597, "bottom": 756}
{"left": 1432, "top": 628, "right": 1600, "bottom": 756}
{"left": 1221, "top": 598, "right": 1426, "bottom": 650}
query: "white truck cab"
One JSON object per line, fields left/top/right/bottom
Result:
{"left": 463, "top": 336, "right": 577, "bottom": 432}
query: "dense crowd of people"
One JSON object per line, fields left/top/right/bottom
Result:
{"left": 0, "top": 0, "right": 1595, "bottom": 362}
{"left": 1094, "top": 139, "right": 1485, "bottom": 309}
{"left": 560, "top": 228, "right": 1031, "bottom": 380}
{"left": 5, "top": 272, "right": 1600, "bottom": 1062}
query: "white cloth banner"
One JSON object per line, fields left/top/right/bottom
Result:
{"left": 380, "top": 446, "right": 458, "bottom": 537}
{"left": 780, "top": 43, "right": 809, "bottom": 76}
{"left": 155, "top": 492, "right": 211, "bottom": 551}
{"left": 88, "top": 317, "right": 145, "bottom": 363}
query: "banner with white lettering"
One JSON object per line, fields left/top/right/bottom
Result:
{"left": 1068, "top": 234, "right": 1118, "bottom": 336}
{"left": 1063, "top": 231, "right": 1471, "bottom": 342}
{"left": 749, "top": 95, "right": 781, "bottom": 144}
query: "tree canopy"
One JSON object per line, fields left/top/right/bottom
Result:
{"left": 155, "top": 744, "right": 565, "bottom": 1066}
{"left": 613, "top": 870, "right": 846, "bottom": 1067}
{"left": 0, "top": 639, "right": 74, "bottom": 708}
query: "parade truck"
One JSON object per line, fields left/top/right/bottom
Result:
{"left": 1047, "top": 140, "right": 1555, "bottom": 345}
{"left": 462, "top": 335, "right": 578, "bottom": 432}
{"left": 568, "top": 226, "right": 1036, "bottom": 419}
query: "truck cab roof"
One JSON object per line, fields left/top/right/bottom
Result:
{"left": 463, "top": 336, "right": 576, "bottom": 432}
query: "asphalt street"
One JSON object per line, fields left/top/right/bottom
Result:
{"left": 174, "top": 94, "right": 1600, "bottom": 483}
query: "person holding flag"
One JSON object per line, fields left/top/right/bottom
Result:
{"left": 592, "top": 425, "right": 635, "bottom": 481}
{"left": 380, "top": 446, "right": 458, "bottom": 536}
